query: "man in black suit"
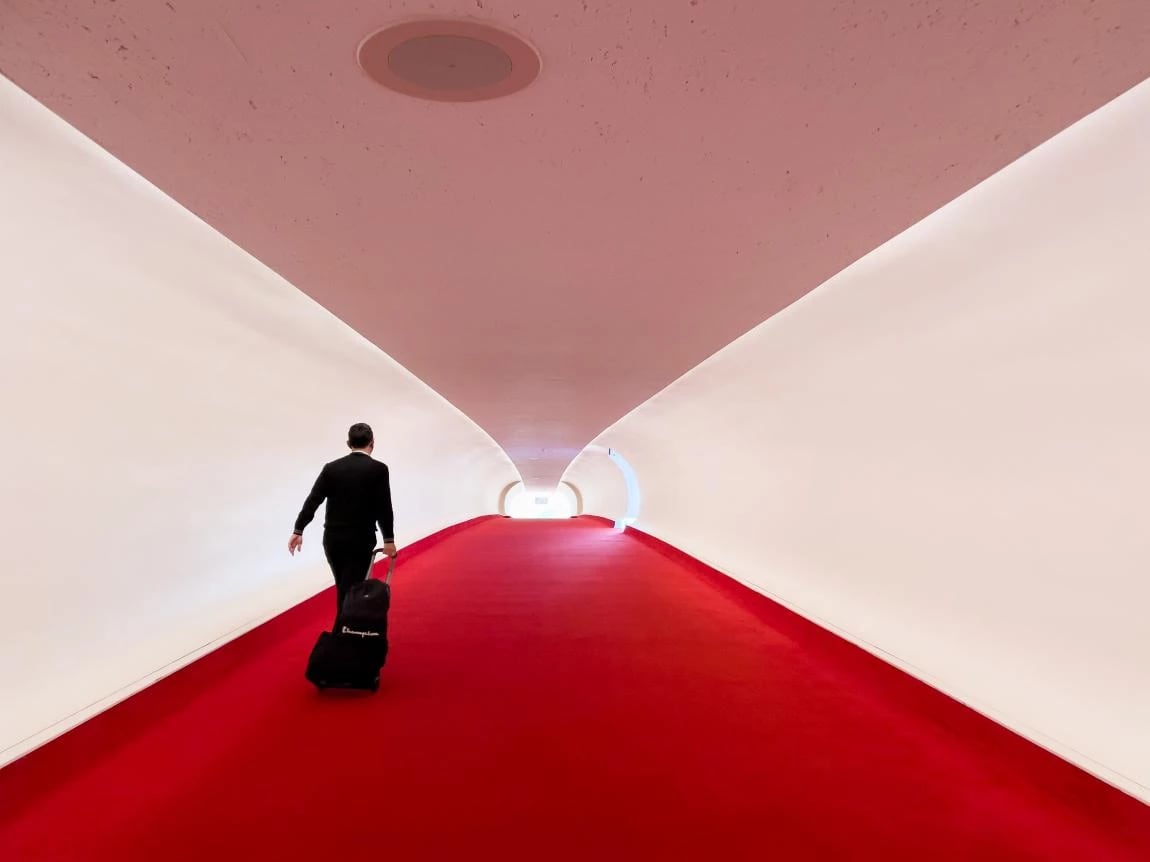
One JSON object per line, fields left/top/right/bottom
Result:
{"left": 289, "top": 423, "right": 398, "bottom": 622}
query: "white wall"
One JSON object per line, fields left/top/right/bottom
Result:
{"left": 565, "top": 448, "right": 626, "bottom": 521}
{"left": 566, "top": 79, "right": 1150, "bottom": 800}
{"left": 0, "top": 77, "right": 518, "bottom": 764}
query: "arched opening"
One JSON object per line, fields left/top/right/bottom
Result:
{"left": 560, "top": 480, "right": 584, "bottom": 516}
{"left": 607, "top": 447, "right": 640, "bottom": 531}
{"left": 497, "top": 481, "right": 519, "bottom": 516}
{"left": 559, "top": 445, "right": 640, "bottom": 528}
{"left": 502, "top": 482, "right": 577, "bottom": 519}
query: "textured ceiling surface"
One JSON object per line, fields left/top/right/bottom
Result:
{"left": 2, "top": 1, "right": 1147, "bottom": 488}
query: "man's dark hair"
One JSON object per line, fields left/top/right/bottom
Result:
{"left": 348, "top": 422, "right": 374, "bottom": 449}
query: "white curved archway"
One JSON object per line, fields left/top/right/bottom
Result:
{"left": 502, "top": 482, "right": 578, "bottom": 519}
{"left": 560, "top": 480, "right": 584, "bottom": 516}
{"left": 561, "top": 444, "right": 641, "bottom": 530}
{"left": 607, "top": 447, "right": 641, "bottom": 530}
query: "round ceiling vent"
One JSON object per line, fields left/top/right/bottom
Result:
{"left": 358, "top": 20, "right": 540, "bottom": 102}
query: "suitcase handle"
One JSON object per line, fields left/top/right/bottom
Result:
{"left": 370, "top": 548, "right": 398, "bottom": 584}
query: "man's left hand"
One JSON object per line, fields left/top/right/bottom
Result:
{"left": 382, "top": 542, "right": 398, "bottom": 558}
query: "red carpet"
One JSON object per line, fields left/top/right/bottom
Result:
{"left": 2, "top": 517, "right": 1148, "bottom": 860}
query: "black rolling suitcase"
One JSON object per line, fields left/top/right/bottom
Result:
{"left": 306, "top": 549, "right": 395, "bottom": 692}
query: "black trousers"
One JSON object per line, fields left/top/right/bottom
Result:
{"left": 323, "top": 529, "right": 376, "bottom": 625}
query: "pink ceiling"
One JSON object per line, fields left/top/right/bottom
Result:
{"left": 2, "top": 1, "right": 1147, "bottom": 488}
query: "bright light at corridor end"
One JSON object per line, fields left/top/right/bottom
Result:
{"left": 504, "top": 483, "right": 576, "bottom": 519}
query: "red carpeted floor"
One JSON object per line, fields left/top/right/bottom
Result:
{"left": 2, "top": 517, "right": 1148, "bottom": 860}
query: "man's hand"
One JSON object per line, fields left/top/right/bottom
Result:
{"left": 288, "top": 533, "right": 303, "bottom": 556}
{"left": 382, "top": 542, "right": 398, "bottom": 558}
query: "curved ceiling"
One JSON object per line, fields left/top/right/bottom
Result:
{"left": 1, "top": 1, "right": 1147, "bottom": 488}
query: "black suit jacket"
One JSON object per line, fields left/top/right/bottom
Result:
{"left": 293, "top": 452, "right": 395, "bottom": 542}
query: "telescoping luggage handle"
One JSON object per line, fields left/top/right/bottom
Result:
{"left": 369, "top": 548, "right": 397, "bottom": 584}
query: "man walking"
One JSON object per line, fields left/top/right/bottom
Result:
{"left": 289, "top": 423, "right": 398, "bottom": 623}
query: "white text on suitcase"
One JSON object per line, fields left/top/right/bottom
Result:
{"left": 341, "top": 626, "right": 381, "bottom": 638}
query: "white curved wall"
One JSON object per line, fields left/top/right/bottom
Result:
{"left": 564, "top": 447, "right": 626, "bottom": 522}
{"left": 566, "top": 79, "right": 1150, "bottom": 800}
{"left": 0, "top": 78, "right": 518, "bottom": 765}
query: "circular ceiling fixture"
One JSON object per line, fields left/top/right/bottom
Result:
{"left": 358, "top": 20, "right": 540, "bottom": 102}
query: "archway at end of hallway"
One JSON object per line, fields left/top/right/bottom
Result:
{"left": 498, "top": 481, "right": 582, "bottom": 519}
